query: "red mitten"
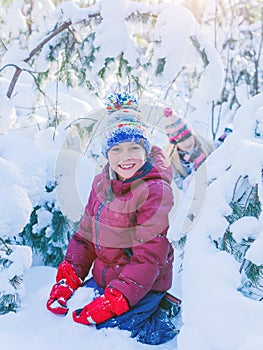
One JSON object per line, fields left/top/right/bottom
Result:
{"left": 72, "top": 286, "right": 129, "bottom": 325}
{"left": 46, "top": 261, "right": 82, "bottom": 315}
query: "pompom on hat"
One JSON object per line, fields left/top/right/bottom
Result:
{"left": 163, "top": 107, "right": 192, "bottom": 144}
{"left": 102, "top": 92, "right": 151, "bottom": 158}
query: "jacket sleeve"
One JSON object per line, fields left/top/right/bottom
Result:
{"left": 109, "top": 180, "right": 174, "bottom": 306}
{"left": 65, "top": 232, "right": 96, "bottom": 281}
{"left": 65, "top": 186, "right": 96, "bottom": 281}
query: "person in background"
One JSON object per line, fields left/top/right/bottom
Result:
{"left": 163, "top": 107, "right": 214, "bottom": 190}
{"left": 46, "top": 92, "right": 179, "bottom": 345}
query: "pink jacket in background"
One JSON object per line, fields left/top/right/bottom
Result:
{"left": 65, "top": 146, "right": 174, "bottom": 306}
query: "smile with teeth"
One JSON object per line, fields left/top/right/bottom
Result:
{"left": 119, "top": 163, "right": 134, "bottom": 170}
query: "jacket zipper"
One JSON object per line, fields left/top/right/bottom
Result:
{"left": 95, "top": 202, "right": 104, "bottom": 248}
{"left": 95, "top": 185, "right": 112, "bottom": 248}
{"left": 95, "top": 185, "right": 113, "bottom": 286}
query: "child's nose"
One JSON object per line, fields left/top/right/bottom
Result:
{"left": 121, "top": 149, "right": 131, "bottom": 160}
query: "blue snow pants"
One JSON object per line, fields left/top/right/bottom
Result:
{"left": 83, "top": 278, "right": 178, "bottom": 345}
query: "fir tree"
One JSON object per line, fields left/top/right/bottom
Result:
{"left": 215, "top": 175, "right": 263, "bottom": 300}
{"left": 0, "top": 238, "right": 32, "bottom": 314}
{"left": 20, "top": 184, "right": 75, "bottom": 268}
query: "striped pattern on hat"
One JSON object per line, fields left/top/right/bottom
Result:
{"left": 163, "top": 107, "right": 192, "bottom": 144}
{"left": 102, "top": 93, "right": 151, "bottom": 158}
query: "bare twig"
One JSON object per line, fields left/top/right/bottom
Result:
{"left": 7, "top": 20, "right": 72, "bottom": 98}
{"left": 65, "top": 117, "right": 98, "bottom": 130}
{"left": 6, "top": 10, "right": 100, "bottom": 99}
{"left": 0, "top": 38, "right": 8, "bottom": 51}
{"left": 0, "top": 237, "right": 13, "bottom": 255}
{"left": 253, "top": 7, "right": 263, "bottom": 95}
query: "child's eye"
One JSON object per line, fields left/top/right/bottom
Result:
{"left": 111, "top": 146, "right": 121, "bottom": 152}
{"left": 130, "top": 145, "right": 140, "bottom": 151}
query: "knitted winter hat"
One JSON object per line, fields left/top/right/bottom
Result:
{"left": 102, "top": 92, "right": 151, "bottom": 158}
{"left": 163, "top": 107, "right": 192, "bottom": 144}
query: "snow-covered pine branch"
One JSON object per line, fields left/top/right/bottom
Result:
{"left": 1, "top": 0, "right": 224, "bottom": 124}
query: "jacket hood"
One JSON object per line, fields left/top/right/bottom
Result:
{"left": 146, "top": 145, "right": 173, "bottom": 184}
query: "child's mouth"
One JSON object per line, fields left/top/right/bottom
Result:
{"left": 119, "top": 164, "right": 134, "bottom": 170}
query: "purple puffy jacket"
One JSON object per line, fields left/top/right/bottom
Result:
{"left": 65, "top": 146, "right": 174, "bottom": 306}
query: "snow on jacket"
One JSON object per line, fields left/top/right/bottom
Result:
{"left": 65, "top": 146, "right": 174, "bottom": 306}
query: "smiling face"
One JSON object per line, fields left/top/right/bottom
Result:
{"left": 108, "top": 142, "right": 146, "bottom": 180}
{"left": 177, "top": 135, "right": 196, "bottom": 152}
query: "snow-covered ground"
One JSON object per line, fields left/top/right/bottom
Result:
{"left": 0, "top": 266, "right": 178, "bottom": 350}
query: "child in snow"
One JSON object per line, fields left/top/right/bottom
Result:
{"left": 163, "top": 107, "right": 214, "bottom": 190}
{"left": 46, "top": 92, "right": 178, "bottom": 345}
